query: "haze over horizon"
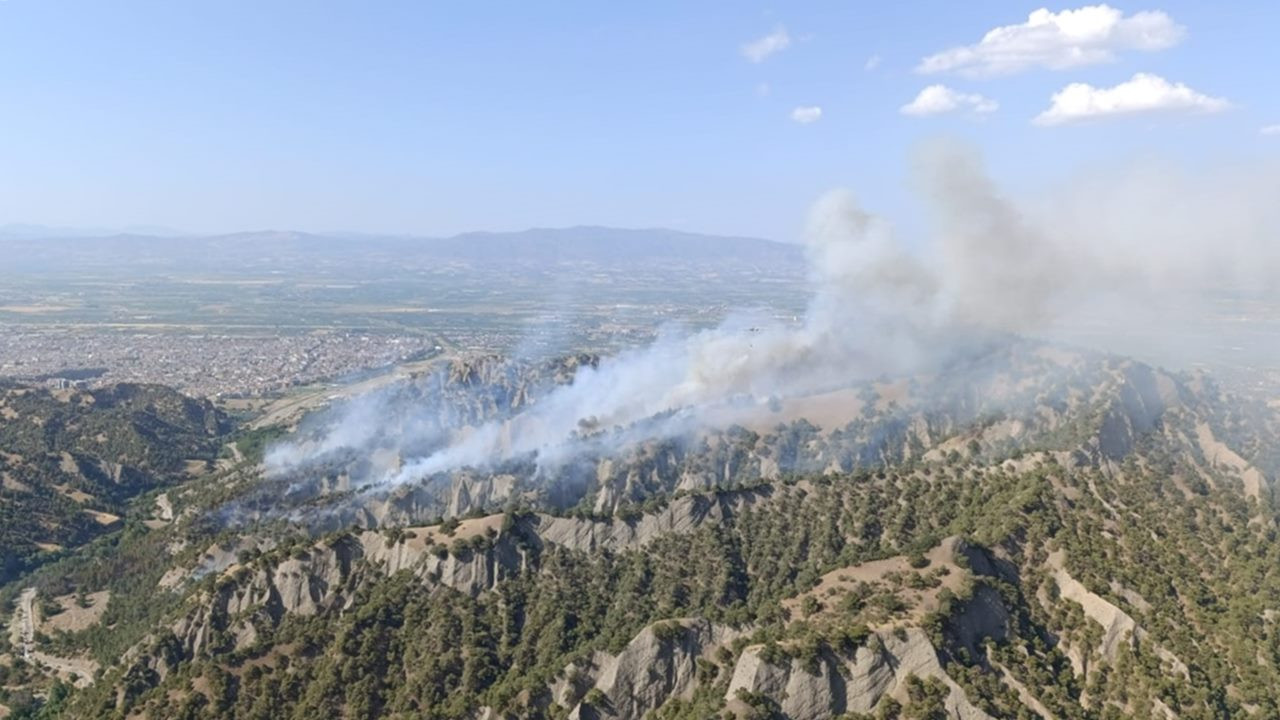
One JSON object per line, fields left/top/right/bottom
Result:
{"left": 0, "top": 222, "right": 801, "bottom": 244}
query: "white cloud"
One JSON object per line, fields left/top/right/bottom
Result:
{"left": 1034, "top": 72, "right": 1229, "bottom": 126}
{"left": 741, "top": 26, "right": 791, "bottom": 63}
{"left": 1261, "top": 124, "right": 1280, "bottom": 136}
{"left": 791, "top": 106, "right": 823, "bottom": 124}
{"left": 900, "top": 85, "right": 998, "bottom": 117}
{"left": 864, "top": 54, "right": 881, "bottom": 71}
{"left": 918, "top": 4, "right": 1185, "bottom": 77}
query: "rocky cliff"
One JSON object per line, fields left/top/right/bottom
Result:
{"left": 258, "top": 344, "right": 1273, "bottom": 531}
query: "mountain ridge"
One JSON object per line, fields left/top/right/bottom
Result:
{"left": 0, "top": 226, "right": 804, "bottom": 276}
{"left": 5, "top": 341, "right": 1278, "bottom": 719}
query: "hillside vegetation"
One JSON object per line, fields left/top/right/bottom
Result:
{"left": 0, "top": 383, "right": 228, "bottom": 583}
{"left": 3, "top": 344, "right": 1279, "bottom": 720}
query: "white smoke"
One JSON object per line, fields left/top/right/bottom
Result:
{"left": 267, "top": 143, "right": 1280, "bottom": 486}
{"left": 376, "top": 188, "right": 963, "bottom": 484}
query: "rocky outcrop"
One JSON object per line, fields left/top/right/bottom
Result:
{"left": 285, "top": 346, "right": 1241, "bottom": 528}
{"left": 361, "top": 472, "right": 521, "bottom": 527}
{"left": 260, "top": 339, "right": 1280, "bottom": 551}
{"left": 1195, "top": 421, "right": 1266, "bottom": 499}
{"left": 565, "top": 618, "right": 740, "bottom": 719}
{"left": 165, "top": 529, "right": 537, "bottom": 662}
{"left": 534, "top": 488, "right": 769, "bottom": 553}
{"left": 158, "top": 537, "right": 277, "bottom": 590}
{"left": 161, "top": 494, "right": 777, "bottom": 667}
{"left": 726, "top": 628, "right": 995, "bottom": 720}
{"left": 726, "top": 646, "right": 850, "bottom": 720}
{"left": 1047, "top": 551, "right": 1189, "bottom": 680}
{"left": 1094, "top": 361, "right": 1183, "bottom": 461}
{"left": 945, "top": 584, "right": 1010, "bottom": 657}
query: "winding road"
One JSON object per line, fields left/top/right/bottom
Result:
{"left": 7, "top": 588, "right": 98, "bottom": 688}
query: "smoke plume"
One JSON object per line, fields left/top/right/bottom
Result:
{"left": 265, "top": 143, "right": 1280, "bottom": 488}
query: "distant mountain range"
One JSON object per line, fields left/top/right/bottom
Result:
{"left": 0, "top": 226, "right": 804, "bottom": 277}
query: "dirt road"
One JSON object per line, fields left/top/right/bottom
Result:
{"left": 8, "top": 588, "right": 98, "bottom": 688}
{"left": 9, "top": 588, "right": 35, "bottom": 661}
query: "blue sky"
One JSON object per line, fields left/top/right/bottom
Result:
{"left": 1, "top": 1, "right": 1276, "bottom": 240}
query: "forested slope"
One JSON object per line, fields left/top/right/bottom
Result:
{"left": 3, "top": 346, "right": 1279, "bottom": 720}
{"left": 0, "top": 383, "right": 228, "bottom": 583}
